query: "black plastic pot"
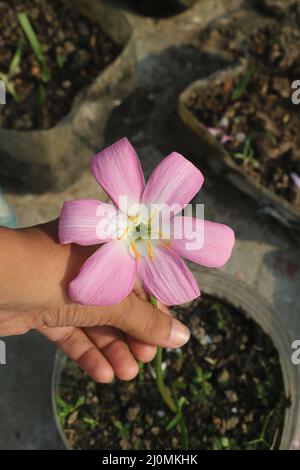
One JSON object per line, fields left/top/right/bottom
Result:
{"left": 0, "top": 0, "right": 137, "bottom": 192}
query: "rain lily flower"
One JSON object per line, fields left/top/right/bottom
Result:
{"left": 59, "top": 138, "right": 235, "bottom": 306}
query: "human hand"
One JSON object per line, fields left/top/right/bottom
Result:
{"left": 0, "top": 221, "right": 190, "bottom": 381}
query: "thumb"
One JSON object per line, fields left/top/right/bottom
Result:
{"left": 41, "top": 293, "right": 190, "bottom": 348}
{"left": 107, "top": 295, "right": 191, "bottom": 348}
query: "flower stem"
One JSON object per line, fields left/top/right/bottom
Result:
{"left": 150, "top": 296, "right": 176, "bottom": 413}
{"left": 155, "top": 346, "right": 177, "bottom": 413}
{"left": 150, "top": 296, "right": 189, "bottom": 449}
{"left": 179, "top": 416, "right": 189, "bottom": 450}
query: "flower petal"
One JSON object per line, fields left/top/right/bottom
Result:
{"left": 59, "top": 199, "right": 117, "bottom": 245}
{"left": 137, "top": 244, "right": 200, "bottom": 306}
{"left": 90, "top": 138, "right": 145, "bottom": 209}
{"left": 170, "top": 217, "right": 235, "bottom": 268}
{"left": 142, "top": 152, "right": 204, "bottom": 214}
{"left": 69, "top": 241, "right": 137, "bottom": 306}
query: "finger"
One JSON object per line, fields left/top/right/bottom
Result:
{"left": 82, "top": 322, "right": 157, "bottom": 364}
{"left": 102, "top": 339, "right": 139, "bottom": 381}
{"left": 84, "top": 326, "right": 139, "bottom": 381}
{"left": 40, "top": 327, "right": 114, "bottom": 383}
{"left": 125, "top": 335, "right": 157, "bottom": 363}
{"left": 82, "top": 325, "right": 155, "bottom": 364}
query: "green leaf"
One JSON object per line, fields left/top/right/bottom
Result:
{"left": 113, "top": 420, "right": 129, "bottom": 440}
{"left": 9, "top": 36, "right": 24, "bottom": 78}
{"left": 221, "top": 437, "right": 230, "bottom": 448}
{"left": 212, "top": 436, "right": 222, "bottom": 450}
{"left": 18, "top": 12, "right": 50, "bottom": 82}
{"left": 166, "top": 414, "right": 181, "bottom": 431}
{"left": 75, "top": 396, "right": 85, "bottom": 408}
{"left": 83, "top": 417, "right": 99, "bottom": 429}
{"left": 233, "top": 153, "right": 246, "bottom": 160}
{"left": 56, "top": 52, "right": 67, "bottom": 69}
{"left": 177, "top": 396, "right": 189, "bottom": 412}
{"left": 231, "top": 67, "right": 254, "bottom": 101}
{"left": 172, "top": 379, "right": 186, "bottom": 390}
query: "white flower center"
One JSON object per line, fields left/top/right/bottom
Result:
{"left": 117, "top": 208, "right": 169, "bottom": 261}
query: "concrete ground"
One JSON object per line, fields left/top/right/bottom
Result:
{"left": 1, "top": 0, "right": 300, "bottom": 449}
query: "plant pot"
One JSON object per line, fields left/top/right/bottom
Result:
{"left": 178, "top": 63, "right": 300, "bottom": 232}
{"left": 196, "top": 9, "right": 274, "bottom": 63}
{"left": 0, "top": 0, "right": 137, "bottom": 193}
{"left": 52, "top": 268, "right": 300, "bottom": 450}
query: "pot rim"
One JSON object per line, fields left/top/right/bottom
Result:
{"left": 52, "top": 267, "right": 300, "bottom": 450}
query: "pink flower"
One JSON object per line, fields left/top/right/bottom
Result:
{"left": 59, "top": 138, "right": 235, "bottom": 306}
{"left": 207, "top": 127, "right": 233, "bottom": 145}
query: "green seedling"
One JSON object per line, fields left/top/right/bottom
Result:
{"left": 244, "top": 410, "right": 275, "bottom": 449}
{"left": 212, "top": 436, "right": 239, "bottom": 450}
{"left": 166, "top": 396, "right": 188, "bottom": 431}
{"left": 172, "top": 378, "right": 186, "bottom": 391}
{"left": 169, "top": 390, "right": 189, "bottom": 450}
{"left": 193, "top": 366, "right": 212, "bottom": 385}
{"left": 231, "top": 67, "right": 254, "bottom": 101}
{"left": 210, "top": 303, "right": 226, "bottom": 331}
{"left": 233, "top": 137, "right": 260, "bottom": 169}
{"left": 83, "top": 416, "right": 100, "bottom": 430}
{"left": 56, "top": 51, "right": 67, "bottom": 70}
{"left": 113, "top": 419, "right": 130, "bottom": 440}
{"left": 18, "top": 12, "right": 50, "bottom": 82}
{"left": 0, "top": 36, "right": 24, "bottom": 101}
{"left": 192, "top": 366, "right": 213, "bottom": 404}
{"left": 212, "top": 436, "right": 230, "bottom": 450}
{"left": 56, "top": 394, "right": 85, "bottom": 427}
{"left": 256, "top": 382, "right": 268, "bottom": 407}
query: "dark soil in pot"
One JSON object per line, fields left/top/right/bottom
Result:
{"left": 0, "top": 0, "right": 122, "bottom": 130}
{"left": 57, "top": 295, "right": 288, "bottom": 450}
{"left": 186, "top": 22, "right": 300, "bottom": 208}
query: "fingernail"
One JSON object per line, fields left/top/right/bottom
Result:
{"left": 168, "top": 319, "right": 190, "bottom": 347}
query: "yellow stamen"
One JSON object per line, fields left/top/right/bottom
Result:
{"left": 148, "top": 208, "right": 158, "bottom": 223}
{"left": 128, "top": 214, "right": 138, "bottom": 222}
{"left": 147, "top": 240, "right": 154, "bottom": 260}
{"left": 118, "top": 226, "right": 129, "bottom": 240}
{"left": 130, "top": 240, "right": 140, "bottom": 261}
